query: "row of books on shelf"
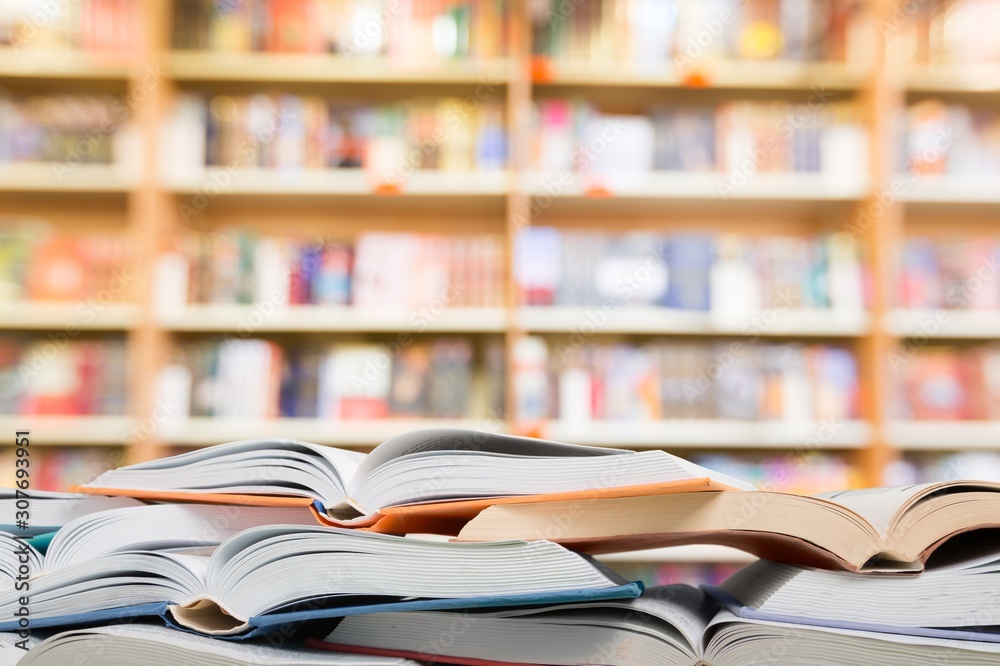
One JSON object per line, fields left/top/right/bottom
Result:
{"left": 903, "top": 0, "right": 1000, "bottom": 66}
{"left": 905, "top": 100, "right": 1000, "bottom": 176}
{"left": 530, "top": 98, "right": 868, "bottom": 185}
{"left": 0, "top": 0, "right": 140, "bottom": 55}
{"left": 899, "top": 345, "right": 1000, "bottom": 420}
{"left": 902, "top": 235, "right": 1000, "bottom": 309}
{"left": 0, "top": 338, "right": 125, "bottom": 416}
{"left": 7, "top": 430, "right": 1000, "bottom": 664}
{"left": 532, "top": 0, "right": 871, "bottom": 68}
{"left": 0, "top": 93, "right": 133, "bottom": 165}
{"left": 0, "top": 223, "right": 133, "bottom": 303}
{"left": 162, "top": 336, "right": 506, "bottom": 420}
{"left": 164, "top": 92, "right": 507, "bottom": 176}
{"left": 11, "top": 333, "right": 1000, "bottom": 427}
{"left": 514, "top": 337, "right": 860, "bottom": 422}
{"left": 9, "top": 91, "right": 1000, "bottom": 186}
{"left": 516, "top": 228, "right": 865, "bottom": 312}
{"left": 159, "top": 229, "right": 505, "bottom": 309}
{"left": 15, "top": 222, "right": 1000, "bottom": 317}
{"left": 172, "top": 0, "right": 509, "bottom": 60}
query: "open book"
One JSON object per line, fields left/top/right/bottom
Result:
{"left": 311, "top": 584, "right": 1000, "bottom": 666}
{"left": 455, "top": 481, "right": 1000, "bottom": 572}
{"left": 712, "top": 548, "right": 1000, "bottom": 641}
{"left": 17, "top": 624, "right": 419, "bottom": 666}
{"left": 0, "top": 490, "right": 141, "bottom": 536}
{"left": 0, "top": 524, "right": 639, "bottom": 638}
{"left": 77, "top": 429, "right": 752, "bottom": 529}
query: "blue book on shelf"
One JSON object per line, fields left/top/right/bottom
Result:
{"left": 662, "top": 234, "right": 714, "bottom": 311}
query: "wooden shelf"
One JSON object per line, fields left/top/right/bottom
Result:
{"left": 161, "top": 417, "right": 505, "bottom": 448}
{"left": 165, "top": 167, "right": 510, "bottom": 198}
{"left": 900, "top": 176, "right": 1000, "bottom": 204}
{"left": 887, "top": 421, "right": 1000, "bottom": 451}
{"left": 0, "top": 49, "right": 134, "bottom": 81}
{"left": 521, "top": 171, "right": 869, "bottom": 203}
{"left": 0, "top": 415, "right": 133, "bottom": 446}
{"left": 534, "top": 60, "right": 868, "bottom": 91}
{"left": 166, "top": 51, "right": 512, "bottom": 84}
{"left": 542, "top": 419, "right": 871, "bottom": 449}
{"left": 0, "top": 303, "right": 137, "bottom": 331}
{"left": 159, "top": 305, "right": 508, "bottom": 333}
{"left": 886, "top": 309, "right": 1000, "bottom": 339}
{"left": 518, "top": 307, "right": 869, "bottom": 337}
{"left": 0, "top": 163, "right": 134, "bottom": 194}
{"left": 596, "top": 545, "right": 755, "bottom": 564}
{"left": 907, "top": 65, "right": 1000, "bottom": 94}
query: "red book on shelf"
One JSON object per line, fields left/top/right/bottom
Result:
{"left": 267, "top": 0, "right": 323, "bottom": 53}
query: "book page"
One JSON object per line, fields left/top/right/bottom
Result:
{"left": 816, "top": 484, "right": 936, "bottom": 537}
{"left": 351, "top": 429, "right": 624, "bottom": 493}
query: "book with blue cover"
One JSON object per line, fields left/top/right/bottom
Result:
{"left": 0, "top": 515, "right": 641, "bottom": 639}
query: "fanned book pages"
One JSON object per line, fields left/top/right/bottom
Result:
{"left": 456, "top": 481, "right": 1000, "bottom": 572}
{"left": 310, "top": 584, "right": 1000, "bottom": 666}
{"left": 0, "top": 524, "right": 639, "bottom": 638}
{"left": 16, "top": 624, "right": 419, "bottom": 666}
{"left": 76, "top": 429, "right": 753, "bottom": 531}
{"left": 710, "top": 549, "right": 1000, "bottom": 642}
{"left": 0, "top": 490, "right": 142, "bottom": 536}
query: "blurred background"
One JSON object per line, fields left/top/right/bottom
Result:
{"left": 2, "top": 0, "right": 1000, "bottom": 585}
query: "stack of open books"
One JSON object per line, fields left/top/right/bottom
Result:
{"left": 4, "top": 429, "right": 1000, "bottom": 665}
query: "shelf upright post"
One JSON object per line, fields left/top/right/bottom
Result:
{"left": 856, "top": 0, "right": 905, "bottom": 486}
{"left": 505, "top": 0, "right": 532, "bottom": 431}
{"left": 127, "top": 0, "right": 175, "bottom": 464}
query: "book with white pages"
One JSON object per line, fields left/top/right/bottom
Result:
{"left": 709, "top": 546, "right": 1000, "bottom": 642}
{"left": 77, "top": 429, "right": 753, "bottom": 531}
{"left": 455, "top": 481, "right": 1000, "bottom": 572}
{"left": 0, "top": 490, "right": 142, "bottom": 536}
{"left": 16, "top": 624, "right": 419, "bottom": 666}
{"left": 312, "top": 584, "right": 1000, "bottom": 666}
{"left": 0, "top": 524, "right": 640, "bottom": 638}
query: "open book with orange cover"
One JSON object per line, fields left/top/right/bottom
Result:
{"left": 75, "top": 429, "right": 753, "bottom": 534}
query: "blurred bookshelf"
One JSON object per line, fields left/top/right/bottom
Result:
{"left": 3, "top": 0, "right": 1000, "bottom": 513}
